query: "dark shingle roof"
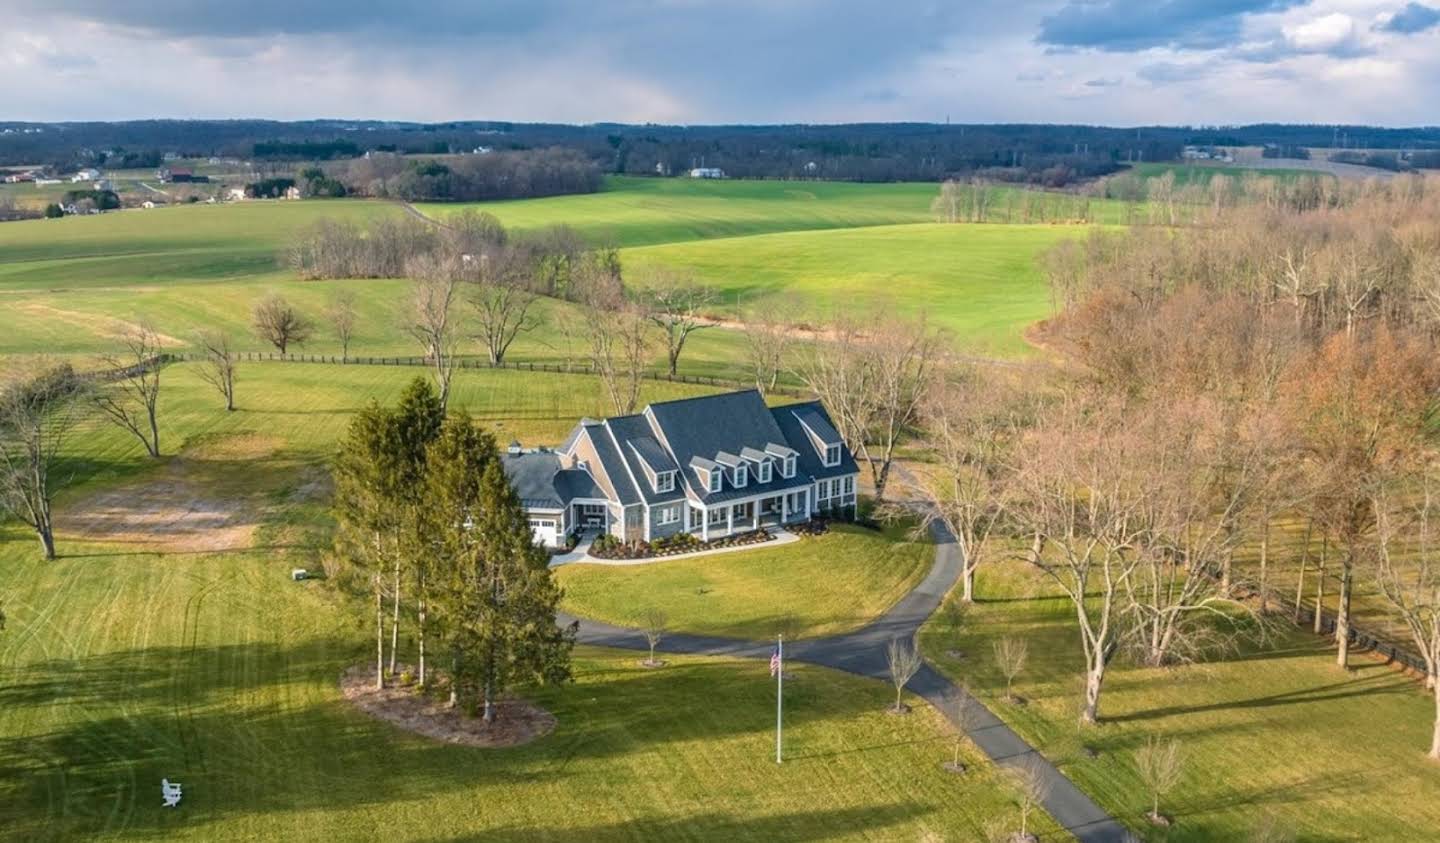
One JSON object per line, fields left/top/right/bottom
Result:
{"left": 646, "top": 390, "right": 814, "bottom": 504}
{"left": 629, "top": 435, "right": 678, "bottom": 476}
{"left": 555, "top": 468, "right": 605, "bottom": 501}
{"left": 791, "top": 405, "right": 842, "bottom": 446}
{"left": 771, "top": 400, "right": 859, "bottom": 481}
{"left": 501, "top": 452, "right": 566, "bottom": 510}
{"left": 586, "top": 422, "right": 640, "bottom": 506}
{"left": 608, "top": 414, "right": 686, "bottom": 506}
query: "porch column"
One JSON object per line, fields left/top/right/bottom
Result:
{"left": 781, "top": 494, "right": 789, "bottom": 522}
{"left": 702, "top": 509, "right": 709, "bottom": 542}
{"left": 727, "top": 505, "right": 734, "bottom": 536}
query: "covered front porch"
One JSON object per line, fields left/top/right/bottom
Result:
{"left": 689, "top": 487, "right": 811, "bottom": 542}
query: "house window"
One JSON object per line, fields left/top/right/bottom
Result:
{"left": 733, "top": 465, "right": 747, "bottom": 488}
{"left": 709, "top": 470, "right": 722, "bottom": 492}
{"left": 655, "top": 505, "right": 679, "bottom": 525}
{"left": 708, "top": 508, "right": 727, "bottom": 524}
{"left": 758, "top": 461, "right": 772, "bottom": 483}
{"left": 782, "top": 456, "right": 796, "bottom": 478}
{"left": 824, "top": 444, "right": 842, "bottom": 467}
{"left": 818, "top": 479, "right": 831, "bottom": 499}
{"left": 842, "top": 476, "right": 855, "bottom": 496}
{"left": 655, "top": 471, "right": 675, "bottom": 493}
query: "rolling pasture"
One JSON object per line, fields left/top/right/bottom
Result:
{"left": 0, "top": 177, "right": 1083, "bottom": 364}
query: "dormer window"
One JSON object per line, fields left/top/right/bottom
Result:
{"left": 733, "top": 465, "right": 748, "bottom": 488}
{"left": 655, "top": 471, "right": 675, "bottom": 493}
{"left": 757, "top": 460, "right": 772, "bottom": 483}
{"left": 824, "top": 444, "right": 841, "bottom": 467}
{"left": 709, "top": 470, "right": 722, "bottom": 493}
{"left": 782, "top": 456, "right": 796, "bottom": 478}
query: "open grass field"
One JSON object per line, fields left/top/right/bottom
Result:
{"left": 625, "top": 223, "right": 1077, "bottom": 357}
{"left": 0, "top": 360, "right": 1058, "bottom": 841}
{"left": 0, "top": 176, "right": 1086, "bottom": 367}
{"left": 556, "top": 523, "right": 932, "bottom": 640}
{"left": 1128, "top": 162, "right": 1326, "bottom": 187}
{"left": 920, "top": 558, "right": 1440, "bottom": 841}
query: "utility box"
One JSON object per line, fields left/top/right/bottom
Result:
{"left": 291, "top": 569, "right": 308, "bottom": 581}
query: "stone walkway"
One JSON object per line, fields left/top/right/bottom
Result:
{"left": 562, "top": 524, "right": 1130, "bottom": 842}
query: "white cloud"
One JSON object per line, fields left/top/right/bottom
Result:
{"left": 1284, "top": 12, "right": 1359, "bottom": 51}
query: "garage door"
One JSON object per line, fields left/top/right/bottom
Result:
{"left": 528, "top": 517, "right": 560, "bottom": 547}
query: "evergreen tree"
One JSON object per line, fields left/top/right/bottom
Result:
{"left": 387, "top": 378, "right": 445, "bottom": 677}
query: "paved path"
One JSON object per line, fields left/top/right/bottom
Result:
{"left": 562, "top": 525, "right": 1129, "bottom": 842}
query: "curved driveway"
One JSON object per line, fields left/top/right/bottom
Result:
{"left": 560, "top": 526, "right": 1129, "bottom": 842}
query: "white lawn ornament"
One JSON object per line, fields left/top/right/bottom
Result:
{"left": 291, "top": 569, "right": 308, "bottom": 581}
{"left": 161, "top": 778, "right": 183, "bottom": 808}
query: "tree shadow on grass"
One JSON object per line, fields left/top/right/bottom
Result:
{"left": 0, "top": 641, "right": 917, "bottom": 840}
{"left": 420, "top": 804, "right": 933, "bottom": 842}
{"left": 1103, "top": 668, "right": 1412, "bottom": 724}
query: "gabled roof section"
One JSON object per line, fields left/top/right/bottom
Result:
{"left": 629, "top": 436, "right": 678, "bottom": 476}
{"left": 791, "top": 405, "right": 842, "bottom": 447}
{"left": 555, "top": 468, "right": 605, "bottom": 501}
{"left": 772, "top": 400, "right": 859, "bottom": 481}
{"left": 585, "top": 421, "right": 640, "bottom": 506}
{"left": 765, "top": 442, "right": 798, "bottom": 459}
{"left": 606, "top": 414, "right": 686, "bottom": 505}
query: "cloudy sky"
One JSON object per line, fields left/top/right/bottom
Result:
{"left": 2, "top": 0, "right": 1438, "bottom": 125}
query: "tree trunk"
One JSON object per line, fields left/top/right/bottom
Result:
{"left": 374, "top": 581, "right": 385, "bottom": 690}
{"left": 389, "top": 560, "right": 401, "bottom": 677}
{"left": 961, "top": 563, "right": 975, "bottom": 603}
{"left": 667, "top": 347, "right": 680, "bottom": 377}
{"left": 1314, "top": 545, "right": 1327, "bottom": 636}
{"left": 37, "top": 522, "right": 56, "bottom": 560}
{"left": 1081, "top": 659, "right": 1105, "bottom": 724}
{"left": 1294, "top": 555, "right": 1307, "bottom": 626}
{"left": 1258, "top": 518, "right": 1270, "bottom": 614}
{"left": 417, "top": 593, "right": 427, "bottom": 688}
{"left": 149, "top": 411, "right": 160, "bottom": 458}
{"left": 1336, "top": 563, "right": 1352, "bottom": 669}
{"left": 1221, "top": 548, "right": 1233, "bottom": 598}
{"left": 1431, "top": 673, "right": 1440, "bottom": 760}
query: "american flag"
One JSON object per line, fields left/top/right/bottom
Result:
{"left": 770, "top": 646, "right": 782, "bottom": 677}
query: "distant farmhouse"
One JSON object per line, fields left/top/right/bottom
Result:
{"left": 157, "top": 167, "right": 210, "bottom": 184}
{"left": 688, "top": 167, "right": 725, "bottom": 179}
{"left": 503, "top": 390, "right": 858, "bottom": 548}
{"left": 71, "top": 168, "right": 101, "bottom": 182}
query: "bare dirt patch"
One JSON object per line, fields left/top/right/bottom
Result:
{"left": 61, "top": 433, "right": 283, "bottom": 553}
{"left": 340, "top": 665, "right": 556, "bottom": 748}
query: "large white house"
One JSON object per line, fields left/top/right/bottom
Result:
{"left": 503, "top": 390, "right": 860, "bottom": 548}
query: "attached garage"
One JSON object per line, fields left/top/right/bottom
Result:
{"left": 527, "top": 515, "right": 562, "bottom": 548}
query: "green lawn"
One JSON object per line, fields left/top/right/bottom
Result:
{"left": 625, "top": 223, "right": 1080, "bottom": 358}
{"left": 417, "top": 175, "right": 940, "bottom": 248}
{"left": 920, "top": 558, "right": 1440, "bottom": 840}
{"left": 0, "top": 361, "right": 1056, "bottom": 841}
{"left": 1128, "top": 162, "right": 1324, "bottom": 187}
{"left": 556, "top": 523, "right": 933, "bottom": 640}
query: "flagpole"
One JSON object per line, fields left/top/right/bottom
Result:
{"left": 776, "top": 633, "right": 783, "bottom": 764}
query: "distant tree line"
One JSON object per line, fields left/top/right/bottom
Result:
{"left": 332, "top": 148, "right": 601, "bottom": 202}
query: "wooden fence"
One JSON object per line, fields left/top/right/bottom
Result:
{"left": 166, "top": 351, "right": 805, "bottom": 398}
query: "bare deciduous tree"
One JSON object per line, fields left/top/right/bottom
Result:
{"left": 799, "top": 312, "right": 942, "bottom": 501}
{"left": 579, "top": 271, "right": 654, "bottom": 416}
{"left": 0, "top": 362, "right": 84, "bottom": 560}
{"left": 738, "top": 297, "right": 799, "bottom": 396}
{"left": 326, "top": 290, "right": 358, "bottom": 362}
{"left": 645, "top": 270, "right": 716, "bottom": 377}
{"left": 912, "top": 366, "right": 1027, "bottom": 602}
{"left": 946, "top": 683, "right": 982, "bottom": 773}
{"left": 1135, "top": 736, "right": 1184, "bottom": 825}
{"left": 993, "top": 636, "right": 1028, "bottom": 702}
{"left": 1012, "top": 395, "right": 1149, "bottom": 724}
{"left": 467, "top": 249, "right": 539, "bottom": 367}
{"left": 252, "top": 294, "right": 314, "bottom": 355}
{"left": 886, "top": 635, "right": 924, "bottom": 713}
{"left": 1003, "top": 758, "right": 1051, "bottom": 842}
{"left": 196, "top": 329, "right": 237, "bottom": 411}
{"left": 95, "top": 322, "right": 165, "bottom": 458}
{"left": 404, "top": 253, "right": 463, "bottom": 408}
{"left": 641, "top": 608, "right": 667, "bottom": 667}
{"left": 1373, "top": 474, "right": 1440, "bottom": 759}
